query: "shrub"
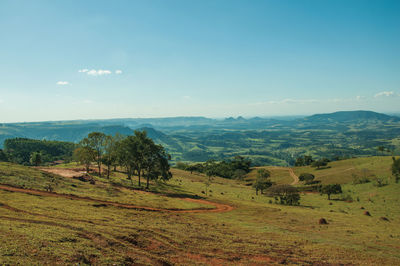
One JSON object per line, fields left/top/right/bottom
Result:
{"left": 299, "top": 173, "right": 315, "bottom": 182}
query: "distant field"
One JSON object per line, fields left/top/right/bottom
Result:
{"left": 1, "top": 157, "right": 400, "bottom": 265}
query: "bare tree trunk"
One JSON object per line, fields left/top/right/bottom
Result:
{"left": 107, "top": 164, "right": 111, "bottom": 179}
{"left": 98, "top": 160, "right": 101, "bottom": 177}
{"left": 138, "top": 169, "right": 141, "bottom": 187}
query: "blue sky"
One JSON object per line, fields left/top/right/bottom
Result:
{"left": 0, "top": 0, "right": 399, "bottom": 122}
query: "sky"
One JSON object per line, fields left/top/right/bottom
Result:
{"left": 0, "top": 0, "right": 399, "bottom": 122}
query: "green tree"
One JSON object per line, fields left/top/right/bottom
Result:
{"left": 73, "top": 145, "right": 94, "bottom": 172}
{"left": 253, "top": 169, "right": 272, "bottom": 195}
{"left": 320, "top": 184, "right": 342, "bottom": 200}
{"left": 102, "top": 134, "right": 121, "bottom": 179}
{"left": 29, "top": 152, "right": 42, "bottom": 166}
{"left": 118, "top": 135, "right": 139, "bottom": 185}
{"left": 86, "top": 132, "right": 106, "bottom": 177}
{"left": 392, "top": 157, "right": 400, "bottom": 183}
{"left": 143, "top": 143, "right": 172, "bottom": 189}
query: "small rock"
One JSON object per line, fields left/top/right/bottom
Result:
{"left": 364, "top": 211, "right": 371, "bottom": 216}
{"left": 380, "top": 216, "right": 389, "bottom": 221}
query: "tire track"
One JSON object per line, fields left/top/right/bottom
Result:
{"left": 0, "top": 184, "right": 233, "bottom": 213}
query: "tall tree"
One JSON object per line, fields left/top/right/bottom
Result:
{"left": 73, "top": 143, "right": 95, "bottom": 173}
{"left": 102, "top": 134, "right": 121, "bottom": 179}
{"left": 118, "top": 135, "right": 138, "bottom": 185}
{"left": 87, "top": 132, "right": 106, "bottom": 177}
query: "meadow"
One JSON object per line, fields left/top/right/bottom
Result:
{"left": 1, "top": 156, "right": 400, "bottom": 265}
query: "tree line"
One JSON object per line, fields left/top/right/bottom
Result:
{"left": 1, "top": 138, "right": 75, "bottom": 165}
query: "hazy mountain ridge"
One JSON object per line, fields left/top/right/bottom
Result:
{"left": 1, "top": 110, "right": 400, "bottom": 165}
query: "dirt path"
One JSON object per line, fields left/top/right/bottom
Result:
{"left": 39, "top": 167, "right": 87, "bottom": 178}
{"left": 0, "top": 184, "right": 233, "bottom": 214}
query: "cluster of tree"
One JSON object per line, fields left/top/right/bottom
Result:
{"left": 295, "top": 155, "right": 330, "bottom": 169}
{"left": 2, "top": 138, "right": 76, "bottom": 165}
{"left": 311, "top": 158, "right": 330, "bottom": 169}
{"left": 74, "top": 131, "right": 172, "bottom": 189}
{"left": 252, "top": 169, "right": 272, "bottom": 195}
{"left": 266, "top": 185, "right": 300, "bottom": 206}
{"left": 176, "top": 156, "right": 252, "bottom": 179}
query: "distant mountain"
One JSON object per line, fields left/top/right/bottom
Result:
{"left": 304, "top": 110, "right": 400, "bottom": 123}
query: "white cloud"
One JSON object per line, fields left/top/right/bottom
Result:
{"left": 82, "top": 99, "right": 93, "bottom": 104}
{"left": 79, "top": 69, "right": 112, "bottom": 76}
{"left": 79, "top": 68, "right": 122, "bottom": 76}
{"left": 56, "top": 81, "right": 69, "bottom": 85}
{"left": 182, "top": 96, "right": 191, "bottom": 100}
{"left": 374, "top": 91, "right": 395, "bottom": 98}
{"left": 0, "top": 99, "right": 3, "bottom": 104}
{"left": 87, "top": 69, "right": 112, "bottom": 76}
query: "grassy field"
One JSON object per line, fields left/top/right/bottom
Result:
{"left": 1, "top": 157, "right": 400, "bottom": 265}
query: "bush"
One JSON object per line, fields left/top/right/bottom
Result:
{"left": 305, "top": 180, "right": 321, "bottom": 185}
{"left": 299, "top": 173, "right": 315, "bottom": 182}
{"left": 373, "top": 177, "right": 387, "bottom": 187}
{"left": 352, "top": 174, "right": 371, "bottom": 185}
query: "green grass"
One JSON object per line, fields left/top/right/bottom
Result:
{"left": 294, "top": 156, "right": 394, "bottom": 184}
{"left": 1, "top": 157, "right": 400, "bottom": 265}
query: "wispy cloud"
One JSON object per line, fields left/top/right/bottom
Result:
{"left": 356, "top": 95, "right": 366, "bottom": 101}
{"left": 374, "top": 91, "right": 395, "bottom": 98}
{"left": 82, "top": 99, "right": 93, "bottom": 104}
{"left": 267, "top": 98, "right": 319, "bottom": 104}
{"left": 56, "top": 81, "right": 69, "bottom": 85}
{"left": 79, "top": 69, "right": 120, "bottom": 76}
{"left": 87, "top": 69, "right": 112, "bottom": 76}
